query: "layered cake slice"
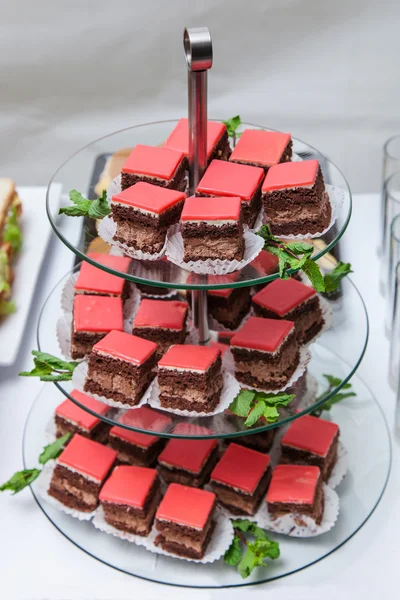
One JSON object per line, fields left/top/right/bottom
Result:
{"left": 55, "top": 389, "right": 111, "bottom": 442}
{"left": 157, "top": 423, "right": 219, "bottom": 487}
{"left": 107, "top": 406, "right": 172, "bottom": 466}
{"left": 74, "top": 252, "right": 131, "bottom": 298}
{"left": 280, "top": 415, "right": 340, "bottom": 481}
{"left": 249, "top": 249, "right": 279, "bottom": 292}
{"left": 196, "top": 159, "right": 264, "bottom": 227}
{"left": 266, "top": 464, "right": 324, "bottom": 525}
{"left": 210, "top": 443, "right": 271, "bottom": 515}
{"left": 252, "top": 278, "right": 324, "bottom": 344}
{"left": 48, "top": 434, "right": 117, "bottom": 512}
{"left": 111, "top": 183, "right": 185, "bottom": 253}
{"left": 99, "top": 465, "right": 161, "bottom": 536}
{"left": 207, "top": 273, "right": 251, "bottom": 330}
{"left": 230, "top": 316, "right": 299, "bottom": 390}
{"left": 71, "top": 294, "right": 124, "bottom": 359}
{"left": 84, "top": 330, "right": 158, "bottom": 406}
{"left": 180, "top": 195, "right": 244, "bottom": 262}
{"left": 121, "top": 145, "right": 186, "bottom": 191}
{"left": 132, "top": 298, "right": 188, "bottom": 358}
{"left": 224, "top": 416, "right": 277, "bottom": 453}
{"left": 155, "top": 483, "right": 216, "bottom": 559}
{"left": 157, "top": 344, "right": 223, "bottom": 413}
{"left": 164, "top": 118, "right": 231, "bottom": 165}
{"left": 262, "top": 159, "right": 331, "bottom": 236}
{"left": 230, "top": 129, "right": 292, "bottom": 171}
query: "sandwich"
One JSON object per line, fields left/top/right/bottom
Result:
{"left": 0, "top": 178, "right": 22, "bottom": 316}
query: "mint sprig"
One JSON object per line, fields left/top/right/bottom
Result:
{"left": 311, "top": 374, "right": 356, "bottom": 417}
{"left": 223, "top": 115, "right": 242, "bottom": 145}
{"left": 324, "top": 262, "right": 352, "bottom": 294}
{"left": 39, "top": 433, "right": 72, "bottom": 464}
{"left": 229, "top": 389, "right": 295, "bottom": 426}
{"left": 19, "top": 351, "right": 79, "bottom": 382}
{"left": 59, "top": 189, "right": 110, "bottom": 219}
{"left": 224, "top": 519, "right": 280, "bottom": 579}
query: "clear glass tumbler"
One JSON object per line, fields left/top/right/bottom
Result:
{"left": 385, "top": 214, "right": 400, "bottom": 336}
{"left": 380, "top": 136, "right": 400, "bottom": 256}
{"left": 389, "top": 262, "right": 400, "bottom": 390}
{"left": 380, "top": 171, "right": 400, "bottom": 294}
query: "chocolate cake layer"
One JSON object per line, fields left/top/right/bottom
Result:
{"left": 155, "top": 511, "right": 215, "bottom": 559}
{"left": 197, "top": 185, "right": 262, "bottom": 228}
{"left": 209, "top": 131, "right": 231, "bottom": 163}
{"left": 211, "top": 466, "right": 271, "bottom": 516}
{"left": 263, "top": 167, "right": 325, "bottom": 210}
{"left": 132, "top": 326, "right": 186, "bottom": 359}
{"left": 266, "top": 192, "right": 332, "bottom": 236}
{"left": 70, "top": 329, "right": 106, "bottom": 360}
{"left": 112, "top": 200, "right": 184, "bottom": 229}
{"left": 135, "top": 283, "right": 175, "bottom": 297}
{"left": 268, "top": 475, "right": 324, "bottom": 525}
{"left": 280, "top": 431, "right": 339, "bottom": 481}
{"left": 231, "top": 140, "right": 293, "bottom": 172}
{"left": 208, "top": 287, "right": 251, "bottom": 330}
{"left": 55, "top": 415, "right": 110, "bottom": 444}
{"left": 48, "top": 464, "right": 102, "bottom": 512}
{"left": 158, "top": 446, "right": 219, "bottom": 488}
{"left": 183, "top": 235, "right": 244, "bottom": 262}
{"left": 108, "top": 435, "right": 166, "bottom": 467}
{"left": 121, "top": 161, "right": 187, "bottom": 192}
{"left": 113, "top": 220, "right": 168, "bottom": 254}
{"left": 226, "top": 428, "right": 276, "bottom": 453}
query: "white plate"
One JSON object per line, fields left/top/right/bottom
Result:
{"left": 0, "top": 185, "right": 61, "bottom": 365}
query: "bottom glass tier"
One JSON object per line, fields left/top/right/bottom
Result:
{"left": 24, "top": 378, "right": 391, "bottom": 588}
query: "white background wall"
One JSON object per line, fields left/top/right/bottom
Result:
{"left": 0, "top": 0, "right": 399, "bottom": 192}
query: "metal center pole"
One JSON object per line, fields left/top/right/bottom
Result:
{"left": 183, "top": 27, "right": 213, "bottom": 345}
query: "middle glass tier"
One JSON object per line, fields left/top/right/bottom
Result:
{"left": 37, "top": 266, "right": 368, "bottom": 438}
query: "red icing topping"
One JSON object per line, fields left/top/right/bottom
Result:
{"left": 121, "top": 145, "right": 184, "bottom": 179}
{"left": 281, "top": 415, "right": 339, "bottom": 457}
{"left": 196, "top": 160, "right": 264, "bottom": 202}
{"left": 207, "top": 273, "right": 239, "bottom": 299}
{"left": 109, "top": 406, "right": 172, "bottom": 448}
{"left": 73, "top": 295, "right": 124, "bottom": 333}
{"left": 93, "top": 330, "right": 157, "bottom": 365}
{"left": 181, "top": 195, "right": 241, "bottom": 222}
{"left": 156, "top": 483, "right": 216, "bottom": 529}
{"left": 252, "top": 278, "right": 316, "bottom": 317}
{"left": 250, "top": 249, "right": 279, "bottom": 275}
{"left": 164, "top": 119, "right": 226, "bottom": 157}
{"left": 133, "top": 299, "right": 188, "bottom": 330}
{"left": 55, "top": 389, "right": 109, "bottom": 431}
{"left": 74, "top": 252, "right": 131, "bottom": 295}
{"left": 158, "top": 425, "right": 217, "bottom": 473}
{"left": 158, "top": 344, "right": 220, "bottom": 372}
{"left": 57, "top": 434, "right": 117, "bottom": 481}
{"left": 211, "top": 443, "right": 270, "bottom": 493}
{"left": 262, "top": 159, "right": 319, "bottom": 192}
{"left": 267, "top": 464, "right": 320, "bottom": 505}
{"left": 231, "top": 316, "right": 294, "bottom": 352}
{"left": 99, "top": 465, "right": 157, "bottom": 508}
{"left": 230, "top": 129, "right": 291, "bottom": 167}
{"left": 112, "top": 182, "right": 185, "bottom": 214}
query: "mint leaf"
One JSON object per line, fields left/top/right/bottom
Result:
{"left": 39, "top": 432, "right": 71, "bottom": 464}
{"left": 224, "top": 535, "right": 243, "bottom": 566}
{"left": 59, "top": 189, "right": 110, "bottom": 219}
{"left": 256, "top": 225, "right": 274, "bottom": 244}
{"left": 278, "top": 249, "right": 289, "bottom": 279}
{"left": 0, "top": 469, "right": 41, "bottom": 494}
{"left": 232, "top": 519, "right": 255, "bottom": 533}
{"left": 19, "top": 351, "right": 78, "bottom": 381}
{"left": 263, "top": 405, "right": 279, "bottom": 422}
{"left": 323, "top": 374, "right": 343, "bottom": 388}
{"left": 324, "top": 262, "right": 352, "bottom": 294}
{"left": 311, "top": 374, "right": 356, "bottom": 416}
{"left": 248, "top": 538, "right": 280, "bottom": 561}
{"left": 223, "top": 115, "right": 242, "bottom": 138}
{"left": 244, "top": 400, "right": 266, "bottom": 427}
{"left": 88, "top": 189, "right": 111, "bottom": 219}
{"left": 238, "top": 548, "right": 258, "bottom": 578}
{"left": 32, "top": 351, "right": 78, "bottom": 372}
{"left": 259, "top": 392, "right": 295, "bottom": 407}
{"left": 302, "top": 259, "right": 325, "bottom": 292}
{"left": 229, "top": 390, "right": 255, "bottom": 417}
{"left": 285, "top": 241, "right": 314, "bottom": 256}
{"left": 3, "top": 206, "right": 22, "bottom": 254}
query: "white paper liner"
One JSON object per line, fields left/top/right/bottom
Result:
{"left": 92, "top": 505, "right": 233, "bottom": 564}
{"left": 72, "top": 361, "right": 156, "bottom": 410}
{"left": 148, "top": 372, "right": 240, "bottom": 418}
{"left": 36, "top": 461, "right": 96, "bottom": 521}
{"left": 134, "top": 284, "right": 178, "bottom": 300}
{"left": 328, "top": 442, "right": 348, "bottom": 489}
{"left": 44, "top": 417, "right": 57, "bottom": 444}
{"left": 166, "top": 230, "right": 264, "bottom": 275}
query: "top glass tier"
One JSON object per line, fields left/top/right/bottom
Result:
{"left": 47, "top": 120, "right": 352, "bottom": 290}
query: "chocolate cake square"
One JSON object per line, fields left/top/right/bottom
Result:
{"left": 164, "top": 118, "right": 231, "bottom": 166}
{"left": 55, "top": 389, "right": 111, "bottom": 442}
{"left": 210, "top": 443, "right": 271, "bottom": 515}
{"left": 196, "top": 159, "right": 264, "bottom": 227}
{"left": 71, "top": 294, "right": 124, "bottom": 359}
{"left": 108, "top": 406, "right": 172, "bottom": 466}
{"left": 262, "top": 159, "right": 331, "bottom": 236}
{"left": 267, "top": 464, "right": 324, "bottom": 525}
{"left": 48, "top": 434, "right": 117, "bottom": 512}
{"left": 230, "top": 316, "right": 299, "bottom": 391}
{"left": 157, "top": 344, "right": 223, "bottom": 413}
{"left": 249, "top": 249, "right": 279, "bottom": 292}
{"left": 111, "top": 183, "right": 185, "bottom": 253}
{"left": 74, "top": 252, "right": 131, "bottom": 298}
{"left": 252, "top": 278, "right": 324, "bottom": 344}
{"left": 207, "top": 273, "right": 251, "bottom": 330}
{"left": 280, "top": 415, "right": 339, "bottom": 481}
{"left": 155, "top": 483, "right": 216, "bottom": 559}
{"left": 230, "top": 129, "right": 292, "bottom": 171}
{"left": 181, "top": 195, "right": 244, "bottom": 262}
{"left": 84, "top": 330, "right": 158, "bottom": 406}
{"left": 132, "top": 298, "right": 188, "bottom": 358}
{"left": 224, "top": 415, "right": 277, "bottom": 453}
{"left": 121, "top": 145, "right": 186, "bottom": 192}
{"left": 157, "top": 423, "right": 219, "bottom": 488}
{"left": 99, "top": 465, "right": 161, "bottom": 536}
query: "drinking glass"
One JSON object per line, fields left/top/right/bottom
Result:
{"left": 380, "top": 136, "right": 400, "bottom": 256}
{"left": 380, "top": 171, "right": 400, "bottom": 294}
{"left": 389, "top": 262, "right": 400, "bottom": 390}
{"left": 385, "top": 214, "right": 400, "bottom": 335}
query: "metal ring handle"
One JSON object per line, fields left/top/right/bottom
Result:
{"left": 183, "top": 27, "right": 213, "bottom": 72}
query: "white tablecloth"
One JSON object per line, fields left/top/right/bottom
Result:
{"left": 0, "top": 193, "right": 398, "bottom": 600}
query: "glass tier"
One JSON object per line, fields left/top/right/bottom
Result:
{"left": 46, "top": 120, "right": 352, "bottom": 290}
{"left": 36, "top": 265, "right": 368, "bottom": 438}
{"left": 24, "top": 378, "right": 391, "bottom": 587}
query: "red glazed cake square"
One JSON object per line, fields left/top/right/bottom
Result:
{"left": 132, "top": 299, "right": 188, "bottom": 358}
{"left": 207, "top": 273, "right": 251, "bottom": 330}
{"left": 210, "top": 443, "right": 271, "bottom": 515}
{"left": 196, "top": 159, "right": 264, "bottom": 227}
{"left": 155, "top": 483, "right": 217, "bottom": 559}
{"left": 99, "top": 465, "right": 161, "bottom": 536}
{"left": 84, "top": 331, "right": 158, "bottom": 406}
{"left": 157, "top": 344, "right": 223, "bottom": 413}
{"left": 74, "top": 252, "right": 131, "bottom": 298}
{"left": 55, "top": 389, "right": 111, "bottom": 442}
{"left": 164, "top": 118, "right": 231, "bottom": 163}
{"left": 121, "top": 144, "right": 186, "bottom": 192}
{"left": 230, "top": 316, "right": 299, "bottom": 390}
{"left": 157, "top": 423, "right": 219, "bottom": 488}
{"left": 230, "top": 129, "right": 292, "bottom": 170}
